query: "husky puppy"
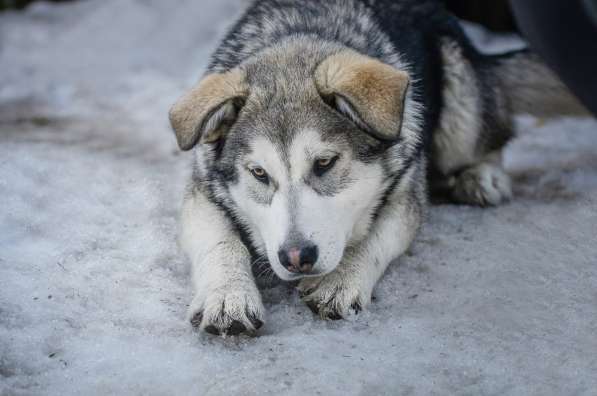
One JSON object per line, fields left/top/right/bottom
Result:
{"left": 170, "top": 0, "right": 584, "bottom": 335}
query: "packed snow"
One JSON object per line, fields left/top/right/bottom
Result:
{"left": 1, "top": 1, "right": 596, "bottom": 395}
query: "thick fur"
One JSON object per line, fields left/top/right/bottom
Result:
{"left": 170, "top": 0, "right": 586, "bottom": 335}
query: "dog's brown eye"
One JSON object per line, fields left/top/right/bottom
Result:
{"left": 313, "top": 156, "right": 339, "bottom": 177}
{"left": 318, "top": 158, "right": 332, "bottom": 167}
{"left": 250, "top": 167, "right": 269, "bottom": 184}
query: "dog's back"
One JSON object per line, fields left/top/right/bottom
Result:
{"left": 209, "top": 0, "right": 584, "bottom": 171}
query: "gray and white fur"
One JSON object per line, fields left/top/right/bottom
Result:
{"left": 169, "top": 0, "right": 587, "bottom": 336}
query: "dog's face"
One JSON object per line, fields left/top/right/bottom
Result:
{"left": 170, "top": 46, "right": 410, "bottom": 280}
{"left": 228, "top": 127, "right": 387, "bottom": 280}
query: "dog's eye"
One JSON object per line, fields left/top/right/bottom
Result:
{"left": 250, "top": 167, "right": 269, "bottom": 184}
{"left": 313, "top": 156, "right": 339, "bottom": 177}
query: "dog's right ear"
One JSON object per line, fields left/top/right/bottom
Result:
{"left": 315, "top": 50, "right": 410, "bottom": 142}
{"left": 169, "top": 69, "right": 248, "bottom": 150}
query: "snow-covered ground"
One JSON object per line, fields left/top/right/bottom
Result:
{"left": 1, "top": 1, "right": 596, "bottom": 395}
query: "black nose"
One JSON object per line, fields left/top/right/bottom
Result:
{"left": 277, "top": 244, "right": 319, "bottom": 273}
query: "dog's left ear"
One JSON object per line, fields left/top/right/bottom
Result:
{"left": 169, "top": 69, "right": 248, "bottom": 150}
{"left": 315, "top": 50, "right": 410, "bottom": 141}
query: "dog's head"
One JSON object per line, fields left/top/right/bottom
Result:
{"left": 170, "top": 45, "right": 411, "bottom": 280}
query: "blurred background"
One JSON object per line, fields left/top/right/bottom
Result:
{"left": 0, "top": 0, "right": 69, "bottom": 11}
{"left": 0, "top": 0, "right": 518, "bottom": 30}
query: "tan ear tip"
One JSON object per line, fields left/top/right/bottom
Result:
{"left": 169, "top": 104, "right": 197, "bottom": 151}
{"left": 175, "top": 132, "right": 197, "bottom": 151}
{"left": 173, "top": 128, "right": 197, "bottom": 151}
{"left": 401, "top": 73, "right": 411, "bottom": 91}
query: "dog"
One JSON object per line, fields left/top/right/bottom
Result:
{"left": 169, "top": 0, "right": 585, "bottom": 336}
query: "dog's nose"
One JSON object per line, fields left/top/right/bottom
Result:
{"left": 277, "top": 244, "right": 318, "bottom": 273}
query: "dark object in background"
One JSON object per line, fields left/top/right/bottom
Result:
{"left": 0, "top": 0, "right": 71, "bottom": 11}
{"left": 445, "top": 0, "right": 517, "bottom": 31}
{"left": 421, "top": 0, "right": 597, "bottom": 116}
{"left": 584, "top": 0, "right": 597, "bottom": 24}
{"left": 510, "top": 0, "right": 597, "bottom": 115}
{"left": 4, "top": 0, "right": 519, "bottom": 29}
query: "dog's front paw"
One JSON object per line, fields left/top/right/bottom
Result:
{"left": 188, "top": 283, "right": 264, "bottom": 336}
{"left": 298, "top": 271, "right": 371, "bottom": 320}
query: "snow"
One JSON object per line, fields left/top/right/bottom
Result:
{"left": 1, "top": 1, "right": 596, "bottom": 395}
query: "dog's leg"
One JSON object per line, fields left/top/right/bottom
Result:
{"left": 446, "top": 151, "right": 512, "bottom": 207}
{"left": 431, "top": 38, "right": 514, "bottom": 207}
{"left": 181, "top": 187, "right": 264, "bottom": 336}
{"left": 298, "top": 174, "right": 424, "bottom": 319}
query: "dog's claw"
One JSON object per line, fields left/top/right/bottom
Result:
{"left": 196, "top": 319, "right": 261, "bottom": 336}
{"left": 326, "top": 310, "right": 344, "bottom": 320}
{"left": 304, "top": 298, "right": 342, "bottom": 319}
{"left": 248, "top": 315, "right": 264, "bottom": 330}
{"left": 304, "top": 298, "right": 361, "bottom": 320}
{"left": 350, "top": 302, "right": 362, "bottom": 314}
{"left": 299, "top": 288, "right": 315, "bottom": 299}
{"left": 192, "top": 314, "right": 261, "bottom": 336}
{"left": 190, "top": 311, "right": 203, "bottom": 328}
{"left": 305, "top": 299, "right": 320, "bottom": 315}
{"left": 187, "top": 285, "right": 265, "bottom": 337}
{"left": 299, "top": 275, "right": 368, "bottom": 320}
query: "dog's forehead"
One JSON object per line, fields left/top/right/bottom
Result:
{"left": 247, "top": 136, "right": 286, "bottom": 180}
{"left": 247, "top": 129, "right": 342, "bottom": 178}
{"left": 288, "top": 129, "right": 339, "bottom": 174}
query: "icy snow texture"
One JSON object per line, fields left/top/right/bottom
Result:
{"left": 0, "top": 1, "right": 596, "bottom": 395}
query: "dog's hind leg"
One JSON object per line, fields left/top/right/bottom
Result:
{"left": 430, "top": 38, "right": 514, "bottom": 206}
{"left": 181, "top": 187, "right": 264, "bottom": 336}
